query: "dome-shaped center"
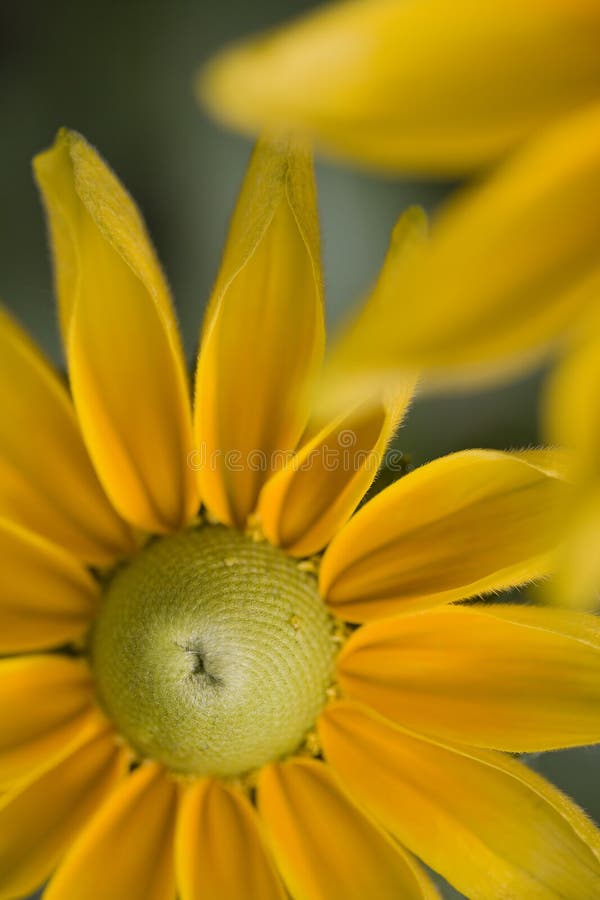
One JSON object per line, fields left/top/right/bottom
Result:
{"left": 91, "top": 525, "right": 336, "bottom": 777}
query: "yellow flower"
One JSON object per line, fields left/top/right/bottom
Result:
{"left": 3, "top": 128, "right": 600, "bottom": 899}
{"left": 199, "top": 0, "right": 600, "bottom": 175}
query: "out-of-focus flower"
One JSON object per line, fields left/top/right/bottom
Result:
{"left": 199, "top": 0, "right": 600, "bottom": 175}
{"left": 1, "top": 129, "right": 598, "bottom": 900}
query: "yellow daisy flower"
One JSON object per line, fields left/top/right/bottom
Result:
{"left": 198, "top": 0, "right": 600, "bottom": 176}
{"left": 3, "top": 129, "right": 600, "bottom": 900}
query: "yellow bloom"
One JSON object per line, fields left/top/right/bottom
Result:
{"left": 199, "top": 0, "right": 600, "bottom": 175}
{"left": 2, "top": 129, "right": 600, "bottom": 899}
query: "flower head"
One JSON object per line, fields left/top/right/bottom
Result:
{"left": 2, "top": 129, "right": 600, "bottom": 899}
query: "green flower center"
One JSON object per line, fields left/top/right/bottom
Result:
{"left": 91, "top": 525, "right": 337, "bottom": 777}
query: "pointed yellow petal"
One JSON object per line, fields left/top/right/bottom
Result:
{"left": 258, "top": 379, "right": 415, "bottom": 557}
{"left": 45, "top": 763, "right": 178, "bottom": 900}
{"left": 200, "top": 0, "right": 600, "bottom": 174}
{"left": 546, "top": 333, "right": 600, "bottom": 478}
{"left": 339, "top": 604, "right": 600, "bottom": 751}
{"left": 33, "top": 129, "right": 197, "bottom": 533}
{"left": 320, "top": 701, "right": 600, "bottom": 900}
{"left": 194, "top": 137, "right": 324, "bottom": 527}
{"left": 320, "top": 449, "right": 571, "bottom": 621}
{"left": 323, "top": 103, "right": 600, "bottom": 392}
{"left": 0, "top": 729, "right": 126, "bottom": 900}
{"left": 258, "top": 758, "right": 440, "bottom": 900}
{"left": 0, "top": 518, "right": 98, "bottom": 653}
{"left": 0, "top": 656, "right": 99, "bottom": 790}
{"left": 177, "top": 778, "right": 285, "bottom": 900}
{"left": 320, "top": 205, "right": 425, "bottom": 411}
{"left": 549, "top": 485, "right": 600, "bottom": 610}
{"left": 544, "top": 334, "right": 600, "bottom": 608}
{"left": 0, "top": 307, "right": 135, "bottom": 564}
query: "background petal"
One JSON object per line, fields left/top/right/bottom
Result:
{"left": 320, "top": 449, "right": 571, "bottom": 621}
{"left": 339, "top": 604, "right": 600, "bottom": 751}
{"left": 258, "top": 758, "right": 440, "bottom": 900}
{"left": 194, "top": 137, "right": 324, "bottom": 527}
{"left": 321, "top": 103, "right": 600, "bottom": 394}
{"left": 200, "top": 0, "right": 600, "bottom": 173}
{"left": 34, "top": 129, "right": 197, "bottom": 533}
{"left": 177, "top": 778, "right": 285, "bottom": 900}
{"left": 320, "top": 701, "right": 600, "bottom": 900}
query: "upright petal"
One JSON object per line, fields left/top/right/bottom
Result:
{"left": 200, "top": 0, "right": 600, "bottom": 174}
{"left": 544, "top": 333, "right": 600, "bottom": 608}
{"left": 0, "top": 656, "right": 99, "bottom": 789}
{"left": 258, "top": 758, "right": 440, "bottom": 900}
{"left": 338, "top": 604, "right": 600, "bottom": 751}
{"left": 320, "top": 701, "right": 600, "bottom": 900}
{"left": 0, "top": 518, "right": 98, "bottom": 654}
{"left": 323, "top": 103, "right": 600, "bottom": 389}
{"left": 34, "top": 129, "right": 197, "bottom": 533}
{"left": 0, "top": 307, "right": 135, "bottom": 564}
{"left": 194, "top": 138, "right": 324, "bottom": 527}
{"left": 320, "top": 449, "right": 571, "bottom": 621}
{"left": 44, "top": 763, "right": 178, "bottom": 900}
{"left": 258, "top": 382, "right": 415, "bottom": 557}
{"left": 320, "top": 206, "right": 425, "bottom": 411}
{"left": 176, "top": 778, "right": 285, "bottom": 900}
{"left": 0, "top": 729, "right": 126, "bottom": 900}
{"left": 546, "top": 333, "right": 600, "bottom": 479}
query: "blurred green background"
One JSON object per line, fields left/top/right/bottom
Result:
{"left": 1, "top": 2, "right": 596, "bottom": 898}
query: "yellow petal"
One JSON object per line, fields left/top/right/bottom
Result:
{"left": 0, "top": 655, "right": 99, "bottom": 789}
{"left": 546, "top": 333, "right": 600, "bottom": 478}
{"left": 200, "top": 0, "right": 600, "bottom": 174}
{"left": 45, "top": 763, "right": 178, "bottom": 900}
{"left": 33, "top": 129, "right": 197, "bottom": 533}
{"left": 0, "top": 729, "right": 126, "bottom": 900}
{"left": 258, "top": 758, "right": 440, "bottom": 900}
{"left": 323, "top": 103, "right": 600, "bottom": 392}
{"left": 194, "top": 137, "right": 324, "bottom": 527}
{"left": 320, "top": 701, "right": 600, "bottom": 900}
{"left": 319, "top": 206, "right": 425, "bottom": 413}
{"left": 0, "top": 307, "right": 135, "bottom": 564}
{"left": 258, "top": 381, "right": 415, "bottom": 557}
{"left": 320, "top": 449, "right": 571, "bottom": 621}
{"left": 544, "top": 334, "right": 600, "bottom": 608}
{"left": 177, "top": 778, "right": 285, "bottom": 900}
{"left": 339, "top": 604, "right": 600, "bottom": 751}
{"left": 546, "top": 484, "right": 600, "bottom": 610}
{"left": 0, "top": 517, "right": 98, "bottom": 653}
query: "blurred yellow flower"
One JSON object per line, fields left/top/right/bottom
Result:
{"left": 2, "top": 129, "right": 600, "bottom": 899}
{"left": 199, "top": 0, "right": 600, "bottom": 175}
